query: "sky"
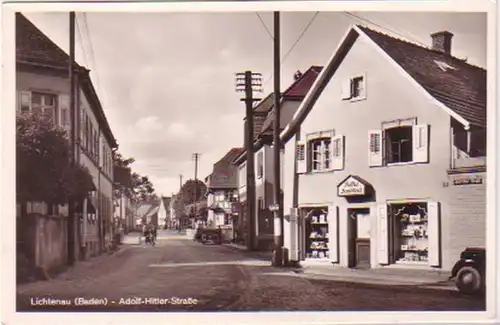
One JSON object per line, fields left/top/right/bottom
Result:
{"left": 22, "top": 11, "right": 487, "bottom": 197}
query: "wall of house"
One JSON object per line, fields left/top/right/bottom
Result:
{"left": 447, "top": 171, "right": 486, "bottom": 267}
{"left": 80, "top": 86, "right": 114, "bottom": 253}
{"left": 294, "top": 35, "right": 455, "bottom": 269}
{"left": 18, "top": 214, "right": 70, "bottom": 274}
{"left": 18, "top": 69, "right": 115, "bottom": 256}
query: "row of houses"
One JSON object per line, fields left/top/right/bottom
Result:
{"left": 16, "top": 13, "right": 124, "bottom": 275}
{"left": 208, "top": 24, "right": 487, "bottom": 273}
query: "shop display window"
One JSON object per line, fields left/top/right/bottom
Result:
{"left": 392, "top": 202, "right": 428, "bottom": 263}
{"left": 304, "top": 207, "right": 329, "bottom": 260}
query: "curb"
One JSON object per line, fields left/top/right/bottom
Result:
{"left": 222, "top": 244, "right": 273, "bottom": 261}
{"left": 297, "top": 271, "right": 457, "bottom": 291}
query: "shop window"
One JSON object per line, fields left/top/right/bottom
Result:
{"left": 304, "top": 207, "right": 329, "bottom": 260}
{"left": 391, "top": 202, "right": 429, "bottom": 263}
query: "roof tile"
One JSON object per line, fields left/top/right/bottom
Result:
{"left": 358, "top": 25, "right": 486, "bottom": 128}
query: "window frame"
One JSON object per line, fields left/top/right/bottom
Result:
{"left": 309, "top": 137, "right": 332, "bottom": 172}
{"left": 383, "top": 118, "right": 417, "bottom": 166}
{"left": 238, "top": 163, "right": 247, "bottom": 188}
{"left": 31, "top": 92, "right": 58, "bottom": 122}
{"left": 256, "top": 151, "right": 264, "bottom": 179}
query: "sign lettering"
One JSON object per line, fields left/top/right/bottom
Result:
{"left": 338, "top": 177, "right": 366, "bottom": 197}
{"left": 453, "top": 175, "right": 483, "bottom": 186}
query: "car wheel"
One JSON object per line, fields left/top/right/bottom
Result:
{"left": 456, "top": 266, "right": 482, "bottom": 295}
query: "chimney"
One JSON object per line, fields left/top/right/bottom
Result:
{"left": 293, "top": 70, "right": 303, "bottom": 81}
{"left": 431, "top": 31, "right": 453, "bottom": 54}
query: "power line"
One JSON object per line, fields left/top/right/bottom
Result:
{"left": 263, "top": 11, "right": 320, "bottom": 90}
{"left": 75, "top": 14, "right": 90, "bottom": 68}
{"left": 343, "top": 12, "right": 426, "bottom": 47}
{"left": 81, "top": 13, "right": 102, "bottom": 97}
{"left": 255, "top": 12, "right": 273, "bottom": 40}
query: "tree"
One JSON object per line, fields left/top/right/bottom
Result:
{"left": 111, "top": 151, "right": 158, "bottom": 203}
{"left": 131, "top": 173, "right": 158, "bottom": 202}
{"left": 179, "top": 179, "right": 207, "bottom": 205}
{"left": 16, "top": 113, "right": 93, "bottom": 214}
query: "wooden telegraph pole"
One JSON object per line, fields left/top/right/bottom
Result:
{"left": 272, "top": 11, "right": 284, "bottom": 266}
{"left": 192, "top": 153, "right": 201, "bottom": 226}
{"left": 67, "top": 11, "right": 76, "bottom": 266}
{"left": 235, "top": 71, "right": 262, "bottom": 251}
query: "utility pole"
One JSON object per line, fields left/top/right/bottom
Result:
{"left": 192, "top": 153, "right": 201, "bottom": 226}
{"left": 272, "top": 11, "right": 284, "bottom": 266}
{"left": 179, "top": 174, "right": 183, "bottom": 190}
{"left": 67, "top": 11, "right": 76, "bottom": 266}
{"left": 235, "top": 71, "right": 262, "bottom": 251}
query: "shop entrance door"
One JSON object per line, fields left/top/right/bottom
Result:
{"left": 347, "top": 208, "right": 371, "bottom": 269}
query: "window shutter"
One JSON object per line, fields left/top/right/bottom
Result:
{"left": 377, "top": 203, "right": 389, "bottom": 264}
{"left": 58, "top": 94, "right": 70, "bottom": 128}
{"left": 331, "top": 135, "right": 344, "bottom": 170}
{"left": 296, "top": 140, "right": 307, "bottom": 174}
{"left": 341, "top": 78, "right": 352, "bottom": 100}
{"left": 368, "top": 130, "right": 383, "bottom": 167}
{"left": 289, "top": 207, "right": 299, "bottom": 261}
{"left": 328, "top": 204, "right": 339, "bottom": 263}
{"left": 412, "top": 124, "right": 429, "bottom": 163}
{"left": 427, "top": 201, "right": 441, "bottom": 267}
{"left": 19, "top": 91, "right": 32, "bottom": 113}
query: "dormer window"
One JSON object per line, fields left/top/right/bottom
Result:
{"left": 433, "top": 60, "right": 456, "bottom": 72}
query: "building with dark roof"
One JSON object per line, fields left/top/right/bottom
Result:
{"left": 233, "top": 67, "right": 323, "bottom": 250}
{"left": 279, "top": 24, "right": 487, "bottom": 272}
{"left": 16, "top": 13, "right": 119, "bottom": 261}
{"left": 203, "top": 148, "right": 244, "bottom": 242}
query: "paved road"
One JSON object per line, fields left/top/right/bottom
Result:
{"left": 16, "top": 231, "right": 485, "bottom": 312}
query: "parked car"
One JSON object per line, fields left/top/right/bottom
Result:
{"left": 449, "top": 247, "right": 486, "bottom": 295}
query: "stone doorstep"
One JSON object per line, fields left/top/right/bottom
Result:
{"left": 298, "top": 265, "right": 452, "bottom": 286}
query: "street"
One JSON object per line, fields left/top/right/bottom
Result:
{"left": 16, "top": 231, "right": 485, "bottom": 312}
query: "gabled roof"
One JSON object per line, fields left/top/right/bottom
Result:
{"left": 248, "top": 93, "right": 277, "bottom": 143}
{"left": 136, "top": 200, "right": 160, "bottom": 218}
{"left": 260, "top": 66, "right": 323, "bottom": 136}
{"left": 282, "top": 66, "right": 323, "bottom": 99}
{"left": 281, "top": 24, "right": 487, "bottom": 143}
{"left": 208, "top": 148, "right": 244, "bottom": 189}
{"left": 357, "top": 25, "right": 486, "bottom": 128}
{"left": 16, "top": 13, "right": 118, "bottom": 148}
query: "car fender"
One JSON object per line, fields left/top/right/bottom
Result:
{"left": 451, "top": 259, "right": 480, "bottom": 279}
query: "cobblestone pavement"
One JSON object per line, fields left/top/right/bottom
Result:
{"left": 16, "top": 232, "right": 485, "bottom": 312}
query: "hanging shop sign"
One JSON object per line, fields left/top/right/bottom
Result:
{"left": 338, "top": 176, "right": 366, "bottom": 197}
{"left": 452, "top": 174, "right": 483, "bottom": 186}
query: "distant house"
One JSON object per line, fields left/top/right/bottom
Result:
{"left": 233, "top": 66, "right": 322, "bottom": 250}
{"left": 136, "top": 200, "right": 161, "bottom": 227}
{"left": 280, "top": 25, "right": 486, "bottom": 272}
{"left": 16, "top": 13, "right": 118, "bottom": 273}
{"left": 205, "top": 148, "right": 244, "bottom": 241}
{"left": 158, "top": 196, "right": 172, "bottom": 229}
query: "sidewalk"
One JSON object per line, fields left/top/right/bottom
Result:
{"left": 222, "top": 242, "right": 274, "bottom": 261}
{"left": 293, "top": 263, "right": 456, "bottom": 291}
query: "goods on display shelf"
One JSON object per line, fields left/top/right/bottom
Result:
{"left": 396, "top": 205, "right": 429, "bottom": 263}
{"left": 305, "top": 207, "right": 330, "bottom": 260}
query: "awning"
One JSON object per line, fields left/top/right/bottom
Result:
{"left": 75, "top": 197, "right": 97, "bottom": 214}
